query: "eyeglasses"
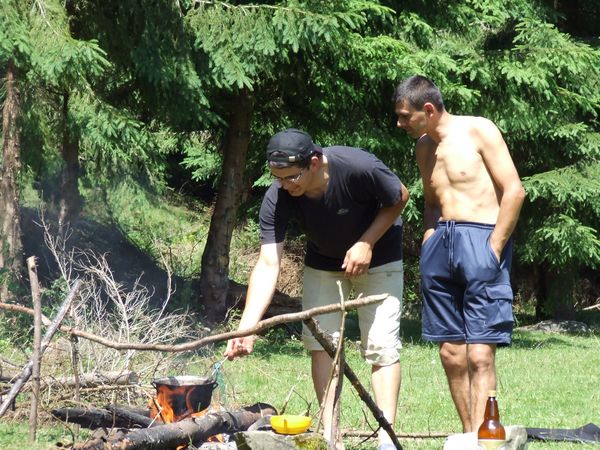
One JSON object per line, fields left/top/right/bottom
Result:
{"left": 272, "top": 169, "right": 306, "bottom": 185}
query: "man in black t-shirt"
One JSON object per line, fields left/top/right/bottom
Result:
{"left": 225, "top": 128, "right": 409, "bottom": 450}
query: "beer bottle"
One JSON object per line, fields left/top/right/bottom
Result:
{"left": 477, "top": 390, "right": 506, "bottom": 450}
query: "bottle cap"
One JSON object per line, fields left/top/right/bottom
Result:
{"left": 488, "top": 390, "right": 497, "bottom": 397}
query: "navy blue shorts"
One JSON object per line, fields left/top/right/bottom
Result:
{"left": 420, "top": 221, "right": 514, "bottom": 345}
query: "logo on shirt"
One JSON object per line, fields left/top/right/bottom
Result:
{"left": 336, "top": 208, "right": 349, "bottom": 215}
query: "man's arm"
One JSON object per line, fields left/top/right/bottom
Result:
{"left": 415, "top": 135, "right": 441, "bottom": 243}
{"left": 224, "top": 242, "right": 283, "bottom": 358}
{"left": 477, "top": 118, "right": 526, "bottom": 259}
{"left": 342, "top": 183, "right": 409, "bottom": 278}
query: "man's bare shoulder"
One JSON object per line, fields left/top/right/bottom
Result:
{"left": 454, "top": 115, "right": 501, "bottom": 137}
{"left": 416, "top": 134, "right": 437, "bottom": 152}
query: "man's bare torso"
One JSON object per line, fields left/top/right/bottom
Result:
{"left": 417, "top": 115, "right": 501, "bottom": 224}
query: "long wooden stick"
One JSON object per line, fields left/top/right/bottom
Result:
{"left": 0, "top": 280, "right": 82, "bottom": 418}
{"left": 0, "top": 293, "right": 388, "bottom": 352}
{"left": 342, "top": 430, "right": 449, "bottom": 439}
{"left": 304, "top": 317, "right": 403, "bottom": 450}
{"left": 27, "top": 257, "right": 42, "bottom": 441}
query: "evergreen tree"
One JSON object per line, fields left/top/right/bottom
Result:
{"left": 385, "top": 0, "right": 600, "bottom": 317}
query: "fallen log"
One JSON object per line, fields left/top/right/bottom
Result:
{"left": 2, "top": 371, "right": 139, "bottom": 390}
{"left": 52, "top": 406, "right": 149, "bottom": 430}
{"left": 47, "top": 370, "right": 139, "bottom": 388}
{"left": 76, "top": 402, "right": 277, "bottom": 450}
{"left": 105, "top": 405, "right": 155, "bottom": 428}
{"left": 52, "top": 405, "right": 154, "bottom": 429}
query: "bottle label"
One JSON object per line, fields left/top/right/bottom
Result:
{"left": 477, "top": 439, "right": 506, "bottom": 450}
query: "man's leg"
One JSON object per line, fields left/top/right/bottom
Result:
{"left": 353, "top": 261, "right": 404, "bottom": 447}
{"left": 439, "top": 341, "right": 471, "bottom": 432}
{"left": 467, "top": 343, "right": 497, "bottom": 431}
{"left": 371, "top": 362, "right": 401, "bottom": 445}
{"left": 311, "top": 350, "right": 344, "bottom": 450}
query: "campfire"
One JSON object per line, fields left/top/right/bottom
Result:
{"left": 149, "top": 375, "right": 217, "bottom": 423}
{"left": 51, "top": 374, "right": 277, "bottom": 450}
{"left": 149, "top": 375, "right": 225, "bottom": 447}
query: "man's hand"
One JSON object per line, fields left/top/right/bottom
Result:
{"left": 224, "top": 335, "right": 256, "bottom": 360}
{"left": 489, "top": 233, "right": 504, "bottom": 263}
{"left": 342, "top": 241, "right": 373, "bottom": 278}
{"left": 422, "top": 228, "right": 435, "bottom": 245}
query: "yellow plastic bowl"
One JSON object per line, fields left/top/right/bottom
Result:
{"left": 270, "top": 414, "right": 312, "bottom": 435}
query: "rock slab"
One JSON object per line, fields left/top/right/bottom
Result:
{"left": 443, "top": 425, "right": 528, "bottom": 450}
{"left": 235, "top": 430, "right": 327, "bottom": 450}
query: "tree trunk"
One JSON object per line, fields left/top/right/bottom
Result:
{"left": 0, "top": 59, "right": 23, "bottom": 301}
{"left": 59, "top": 92, "right": 82, "bottom": 227}
{"left": 199, "top": 90, "right": 254, "bottom": 324}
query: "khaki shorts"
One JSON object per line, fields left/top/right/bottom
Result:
{"left": 301, "top": 260, "right": 403, "bottom": 366}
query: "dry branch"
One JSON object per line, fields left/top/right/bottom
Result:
{"left": 0, "top": 302, "right": 52, "bottom": 326}
{"left": 0, "top": 280, "right": 82, "bottom": 418}
{"left": 0, "top": 293, "right": 388, "bottom": 352}
{"left": 304, "top": 317, "right": 403, "bottom": 450}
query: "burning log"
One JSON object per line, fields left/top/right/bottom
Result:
{"left": 75, "top": 403, "right": 277, "bottom": 450}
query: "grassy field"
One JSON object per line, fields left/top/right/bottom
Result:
{"left": 214, "top": 320, "right": 600, "bottom": 450}
{"left": 1, "top": 322, "right": 599, "bottom": 449}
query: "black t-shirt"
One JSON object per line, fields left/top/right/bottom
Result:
{"left": 259, "top": 146, "right": 404, "bottom": 271}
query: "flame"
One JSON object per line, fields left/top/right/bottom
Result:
{"left": 149, "top": 385, "right": 194, "bottom": 423}
{"left": 149, "top": 386, "right": 224, "bottom": 449}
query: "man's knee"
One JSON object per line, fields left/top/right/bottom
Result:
{"left": 467, "top": 344, "right": 496, "bottom": 372}
{"left": 439, "top": 342, "right": 466, "bottom": 369}
{"left": 362, "top": 344, "right": 400, "bottom": 366}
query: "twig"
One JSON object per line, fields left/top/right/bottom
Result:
{"left": 304, "top": 318, "right": 403, "bottom": 450}
{"left": 0, "top": 294, "right": 389, "bottom": 352}
{"left": 583, "top": 303, "right": 600, "bottom": 311}
{"left": 315, "top": 281, "right": 348, "bottom": 449}
{"left": 0, "top": 280, "right": 82, "bottom": 418}
{"left": 278, "top": 382, "right": 298, "bottom": 415}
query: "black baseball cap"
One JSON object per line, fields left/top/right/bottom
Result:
{"left": 266, "top": 128, "right": 322, "bottom": 163}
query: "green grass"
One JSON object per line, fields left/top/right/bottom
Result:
{"left": 1, "top": 325, "right": 599, "bottom": 449}
{"left": 215, "top": 323, "right": 600, "bottom": 449}
{"left": 0, "top": 422, "right": 90, "bottom": 450}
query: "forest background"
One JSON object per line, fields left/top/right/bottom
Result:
{"left": 1, "top": 0, "right": 599, "bottom": 331}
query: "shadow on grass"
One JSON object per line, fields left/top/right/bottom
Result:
{"left": 510, "top": 330, "right": 589, "bottom": 349}
{"left": 250, "top": 310, "right": 597, "bottom": 361}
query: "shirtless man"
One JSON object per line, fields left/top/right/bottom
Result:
{"left": 393, "top": 75, "right": 525, "bottom": 432}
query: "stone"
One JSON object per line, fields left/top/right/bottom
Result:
{"left": 517, "top": 320, "right": 592, "bottom": 333}
{"left": 443, "top": 425, "right": 528, "bottom": 450}
{"left": 235, "top": 430, "right": 327, "bottom": 450}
